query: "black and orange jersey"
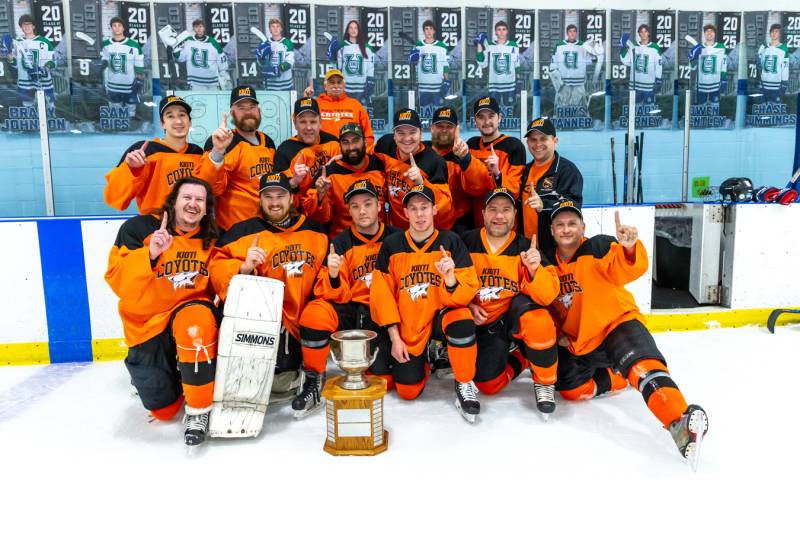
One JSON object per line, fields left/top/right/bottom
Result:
{"left": 426, "top": 142, "right": 495, "bottom": 230}
{"left": 374, "top": 134, "right": 452, "bottom": 229}
{"left": 466, "top": 134, "right": 527, "bottom": 200}
{"left": 203, "top": 130, "right": 276, "bottom": 231}
{"left": 370, "top": 229, "right": 479, "bottom": 355}
{"left": 541, "top": 235, "right": 648, "bottom": 356}
{"left": 316, "top": 223, "right": 401, "bottom": 306}
{"left": 105, "top": 214, "right": 216, "bottom": 347}
{"left": 212, "top": 215, "right": 328, "bottom": 340}
{"left": 274, "top": 131, "right": 341, "bottom": 208}
{"left": 104, "top": 138, "right": 225, "bottom": 213}
{"left": 461, "top": 228, "right": 559, "bottom": 324}
{"left": 519, "top": 152, "right": 584, "bottom": 249}
{"left": 302, "top": 155, "right": 388, "bottom": 237}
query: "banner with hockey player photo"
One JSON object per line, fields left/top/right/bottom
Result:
{"left": 315, "top": 5, "right": 389, "bottom": 132}
{"left": 677, "top": 11, "right": 740, "bottom": 129}
{"left": 538, "top": 9, "right": 605, "bottom": 131}
{"left": 233, "top": 2, "right": 310, "bottom": 94}
{"left": 1, "top": 0, "right": 69, "bottom": 132}
{"left": 610, "top": 9, "right": 677, "bottom": 129}
{"left": 464, "top": 7, "right": 525, "bottom": 131}
{"left": 154, "top": 2, "right": 235, "bottom": 92}
{"left": 67, "top": 0, "right": 153, "bottom": 132}
{"left": 744, "top": 11, "right": 800, "bottom": 128}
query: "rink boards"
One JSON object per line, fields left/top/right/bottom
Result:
{"left": 0, "top": 204, "right": 797, "bottom": 365}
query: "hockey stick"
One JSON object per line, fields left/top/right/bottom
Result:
{"left": 685, "top": 35, "right": 699, "bottom": 47}
{"left": 767, "top": 309, "right": 800, "bottom": 333}
{"left": 250, "top": 26, "right": 268, "bottom": 44}
{"left": 74, "top": 31, "right": 96, "bottom": 47}
{"left": 610, "top": 137, "right": 618, "bottom": 205}
{"left": 398, "top": 31, "right": 417, "bottom": 47}
{"left": 623, "top": 133, "right": 629, "bottom": 203}
{"left": 637, "top": 132, "right": 644, "bottom": 204}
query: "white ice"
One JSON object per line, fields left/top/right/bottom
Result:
{"left": 0, "top": 325, "right": 796, "bottom": 532}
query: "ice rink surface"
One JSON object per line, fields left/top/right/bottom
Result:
{"left": 1, "top": 325, "right": 796, "bottom": 532}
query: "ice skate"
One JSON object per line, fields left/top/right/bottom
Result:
{"left": 184, "top": 412, "right": 210, "bottom": 446}
{"left": 454, "top": 380, "right": 480, "bottom": 424}
{"left": 533, "top": 382, "right": 556, "bottom": 421}
{"left": 292, "top": 370, "right": 324, "bottom": 419}
{"left": 668, "top": 404, "right": 708, "bottom": 472}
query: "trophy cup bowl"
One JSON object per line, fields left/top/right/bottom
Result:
{"left": 329, "top": 330, "right": 378, "bottom": 390}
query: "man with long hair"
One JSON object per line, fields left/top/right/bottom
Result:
{"left": 105, "top": 177, "right": 221, "bottom": 446}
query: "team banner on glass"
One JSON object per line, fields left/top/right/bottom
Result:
{"left": 0, "top": 4, "right": 797, "bottom": 133}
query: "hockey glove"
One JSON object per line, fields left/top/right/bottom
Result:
{"left": 754, "top": 186, "right": 780, "bottom": 203}
{"left": 474, "top": 32, "right": 488, "bottom": 47}
{"left": 363, "top": 78, "right": 375, "bottom": 98}
{"left": 687, "top": 44, "right": 702, "bottom": 62}
{"left": 279, "top": 61, "right": 291, "bottom": 72}
{"left": 619, "top": 33, "right": 630, "bottom": 50}
{"left": 327, "top": 39, "right": 342, "bottom": 61}
{"left": 92, "top": 58, "right": 109, "bottom": 72}
{"left": 720, "top": 78, "right": 728, "bottom": 94}
{"left": 408, "top": 48, "right": 420, "bottom": 64}
{"left": 654, "top": 78, "right": 662, "bottom": 94}
{"left": 255, "top": 41, "right": 272, "bottom": 63}
{"left": 439, "top": 79, "right": 452, "bottom": 99}
{"left": 132, "top": 77, "right": 144, "bottom": 95}
{"left": 0, "top": 34, "right": 12, "bottom": 57}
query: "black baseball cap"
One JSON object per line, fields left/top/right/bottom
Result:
{"left": 473, "top": 96, "right": 500, "bottom": 116}
{"left": 294, "top": 97, "right": 320, "bottom": 118}
{"left": 344, "top": 180, "right": 379, "bottom": 203}
{"left": 159, "top": 95, "right": 192, "bottom": 118}
{"left": 259, "top": 172, "right": 292, "bottom": 193}
{"left": 550, "top": 198, "right": 583, "bottom": 220}
{"left": 484, "top": 187, "right": 516, "bottom": 207}
{"left": 339, "top": 122, "right": 364, "bottom": 140}
{"left": 393, "top": 108, "right": 422, "bottom": 130}
{"left": 230, "top": 85, "right": 259, "bottom": 106}
{"left": 432, "top": 107, "right": 458, "bottom": 126}
{"left": 525, "top": 117, "right": 557, "bottom": 138}
{"left": 402, "top": 184, "right": 435, "bottom": 206}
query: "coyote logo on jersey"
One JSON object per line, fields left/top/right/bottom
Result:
{"left": 406, "top": 282, "right": 430, "bottom": 301}
{"left": 360, "top": 272, "right": 373, "bottom": 288}
{"left": 389, "top": 185, "right": 403, "bottom": 197}
{"left": 167, "top": 271, "right": 200, "bottom": 290}
{"left": 478, "top": 286, "right": 503, "bottom": 302}
{"left": 557, "top": 291, "right": 575, "bottom": 310}
{"left": 282, "top": 260, "right": 306, "bottom": 277}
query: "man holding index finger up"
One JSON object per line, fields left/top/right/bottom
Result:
{"left": 293, "top": 180, "right": 401, "bottom": 417}
{"left": 461, "top": 188, "right": 561, "bottom": 418}
{"left": 369, "top": 185, "right": 482, "bottom": 422}
{"left": 541, "top": 201, "right": 708, "bottom": 467}
{"left": 204, "top": 86, "right": 277, "bottom": 231}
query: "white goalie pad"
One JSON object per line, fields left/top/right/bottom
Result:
{"left": 209, "top": 275, "right": 284, "bottom": 439}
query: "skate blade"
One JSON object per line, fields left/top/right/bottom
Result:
{"left": 293, "top": 402, "right": 324, "bottom": 420}
{"left": 540, "top": 412, "right": 550, "bottom": 423}
{"left": 453, "top": 398, "right": 477, "bottom": 424}
{"left": 184, "top": 441, "right": 208, "bottom": 457}
{"left": 686, "top": 410, "right": 708, "bottom": 472}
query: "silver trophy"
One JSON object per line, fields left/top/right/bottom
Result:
{"left": 329, "top": 330, "right": 378, "bottom": 390}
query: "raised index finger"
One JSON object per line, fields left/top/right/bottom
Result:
{"left": 160, "top": 210, "right": 169, "bottom": 230}
{"left": 530, "top": 235, "right": 537, "bottom": 250}
{"left": 439, "top": 245, "right": 448, "bottom": 258}
{"left": 329, "top": 243, "right": 336, "bottom": 256}
{"left": 140, "top": 140, "right": 149, "bottom": 153}
{"left": 252, "top": 233, "right": 260, "bottom": 247}
{"left": 220, "top": 113, "right": 228, "bottom": 130}
{"left": 614, "top": 210, "right": 622, "bottom": 229}
{"left": 409, "top": 152, "right": 417, "bottom": 168}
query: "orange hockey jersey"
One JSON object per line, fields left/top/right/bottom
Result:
{"left": 541, "top": 236, "right": 648, "bottom": 355}
{"left": 302, "top": 155, "right": 388, "bottom": 236}
{"left": 426, "top": 142, "right": 496, "bottom": 230}
{"left": 461, "top": 228, "right": 559, "bottom": 324}
{"left": 210, "top": 215, "right": 328, "bottom": 340}
{"left": 105, "top": 214, "right": 216, "bottom": 347}
{"left": 466, "top": 134, "right": 527, "bottom": 226}
{"left": 315, "top": 223, "right": 400, "bottom": 306}
{"left": 373, "top": 135, "right": 452, "bottom": 229}
{"left": 370, "top": 229, "right": 479, "bottom": 355}
{"left": 274, "top": 131, "right": 341, "bottom": 210}
{"left": 317, "top": 93, "right": 375, "bottom": 147}
{"left": 104, "top": 138, "right": 225, "bottom": 213}
{"left": 203, "top": 131, "right": 276, "bottom": 231}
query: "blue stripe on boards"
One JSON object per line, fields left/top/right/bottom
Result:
{"left": 37, "top": 219, "right": 93, "bottom": 363}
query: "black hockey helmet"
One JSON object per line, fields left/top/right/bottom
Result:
{"left": 719, "top": 177, "right": 753, "bottom": 203}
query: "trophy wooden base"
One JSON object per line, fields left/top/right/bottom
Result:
{"left": 322, "top": 376, "right": 388, "bottom": 456}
